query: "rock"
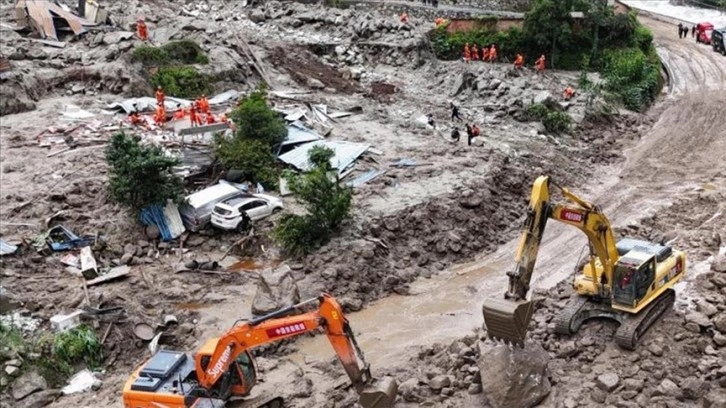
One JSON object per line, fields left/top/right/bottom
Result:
{"left": 102, "top": 31, "right": 134, "bottom": 45}
{"left": 652, "top": 378, "right": 680, "bottom": 397}
{"left": 145, "top": 225, "right": 160, "bottom": 240}
{"left": 307, "top": 78, "right": 325, "bottom": 89}
{"left": 489, "top": 78, "right": 502, "bottom": 90}
{"left": 685, "top": 312, "right": 712, "bottom": 329}
{"left": 556, "top": 341, "right": 579, "bottom": 358}
{"left": 648, "top": 343, "right": 664, "bottom": 357}
{"left": 712, "top": 252, "right": 726, "bottom": 273}
{"left": 596, "top": 373, "right": 620, "bottom": 392}
{"left": 713, "top": 314, "right": 726, "bottom": 334}
{"left": 533, "top": 91, "right": 555, "bottom": 107}
{"left": 441, "top": 387, "right": 454, "bottom": 396}
{"left": 71, "top": 84, "right": 85, "bottom": 94}
{"left": 479, "top": 343, "right": 551, "bottom": 408}
{"left": 467, "top": 383, "right": 483, "bottom": 394}
{"left": 5, "top": 365, "right": 20, "bottom": 376}
{"left": 251, "top": 265, "right": 300, "bottom": 315}
{"left": 22, "top": 389, "right": 61, "bottom": 408}
{"left": 704, "top": 389, "right": 726, "bottom": 408}
{"left": 713, "top": 333, "right": 726, "bottom": 347}
{"left": 12, "top": 371, "right": 47, "bottom": 400}
{"left": 623, "top": 378, "right": 644, "bottom": 392}
{"left": 6, "top": 359, "right": 22, "bottom": 367}
{"left": 697, "top": 300, "right": 719, "bottom": 317}
{"left": 321, "top": 268, "right": 337, "bottom": 279}
{"left": 459, "top": 191, "right": 483, "bottom": 209}
{"left": 399, "top": 378, "right": 423, "bottom": 402}
{"left": 120, "top": 252, "right": 133, "bottom": 265}
{"left": 249, "top": 10, "right": 267, "bottom": 23}
{"left": 681, "top": 376, "right": 708, "bottom": 400}
{"left": 428, "top": 375, "right": 451, "bottom": 391}
{"left": 451, "top": 72, "right": 476, "bottom": 96}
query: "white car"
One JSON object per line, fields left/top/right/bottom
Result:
{"left": 210, "top": 194, "right": 284, "bottom": 231}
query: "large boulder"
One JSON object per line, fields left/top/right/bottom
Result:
{"left": 251, "top": 265, "right": 300, "bottom": 316}
{"left": 478, "top": 342, "right": 551, "bottom": 408}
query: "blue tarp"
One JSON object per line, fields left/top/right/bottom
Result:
{"left": 140, "top": 202, "right": 185, "bottom": 241}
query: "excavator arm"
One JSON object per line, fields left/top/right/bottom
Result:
{"left": 196, "top": 293, "right": 396, "bottom": 407}
{"left": 483, "top": 176, "right": 620, "bottom": 345}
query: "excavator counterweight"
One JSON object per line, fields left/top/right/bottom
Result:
{"left": 482, "top": 298, "right": 533, "bottom": 346}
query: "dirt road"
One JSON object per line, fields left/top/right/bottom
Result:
{"left": 273, "top": 13, "right": 726, "bottom": 370}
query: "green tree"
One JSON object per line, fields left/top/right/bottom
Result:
{"left": 214, "top": 86, "right": 287, "bottom": 188}
{"left": 273, "top": 146, "right": 353, "bottom": 255}
{"left": 106, "top": 133, "right": 184, "bottom": 211}
{"left": 230, "top": 87, "right": 287, "bottom": 147}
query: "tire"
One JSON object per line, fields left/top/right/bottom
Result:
{"left": 272, "top": 207, "right": 282, "bottom": 214}
{"left": 236, "top": 218, "right": 249, "bottom": 232}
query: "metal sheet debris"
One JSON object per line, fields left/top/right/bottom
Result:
{"left": 62, "top": 369, "right": 101, "bottom": 395}
{"left": 86, "top": 265, "right": 130, "bottom": 287}
{"left": 140, "top": 200, "right": 186, "bottom": 241}
{"left": 278, "top": 140, "right": 370, "bottom": 175}
{"left": 45, "top": 225, "right": 96, "bottom": 251}
{"left": 281, "top": 122, "right": 324, "bottom": 147}
{"left": 177, "top": 122, "right": 230, "bottom": 136}
{"left": 0, "top": 239, "right": 18, "bottom": 256}
{"left": 62, "top": 104, "right": 95, "bottom": 119}
{"left": 346, "top": 169, "right": 387, "bottom": 188}
{"left": 16, "top": 0, "right": 97, "bottom": 41}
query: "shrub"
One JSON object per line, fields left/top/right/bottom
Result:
{"left": 601, "top": 47, "right": 661, "bottom": 111}
{"left": 150, "top": 66, "right": 213, "bottom": 98}
{"left": 53, "top": 325, "right": 103, "bottom": 370}
{"left": 132, "top": 40, "right": 209, "bottom": 67}
{"left": 525, "top": 103, "right": 549, "bottom": 121}
{"left": 214, "top": 86, "right": 287, "bottom": 188}
{"left": 230, "top": 87, "right": 288, "bottom": 147}
{"left": 131, "top": 45, "right": 169, "bottom": 66}
{"left": 106, "top": 133, "right": 185, "bottom": 211}
{"left": 543, "top": 111, "right": 572, "bottom": 133}
{"left": 273, "top": 146, "right": 353, "bottom": 255}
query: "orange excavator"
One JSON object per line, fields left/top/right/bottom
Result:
{"left": 123, "top": 294, "right": 397, "bottom": 408}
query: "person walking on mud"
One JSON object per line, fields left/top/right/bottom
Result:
{"left": 678, "top": 23, "right": 683, "bottom": 38}
{"left": 451, "top": 102, "right": 462, "bottom": 121}
{"left": 692, "top": 25, "right": 696, "bottom": 38}
{"left": 451, "top": 127, "right": 461, "bottom": 142}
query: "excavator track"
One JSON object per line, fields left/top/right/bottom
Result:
{"left": 614, "top": 289, "right": 676, "bottom": 350}
{"left": 554, "top": 296, "right": 589, "bottom": 335}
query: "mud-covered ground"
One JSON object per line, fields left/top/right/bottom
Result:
{"left": 1, "top": 1, "right": 725, "bottom": 408}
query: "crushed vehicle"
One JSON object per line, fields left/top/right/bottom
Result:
{"left": 178, "top": 182, "right": 248, "bottom": 232}
{"left": 211, "top": 194, "right": 283, "bottom": 232}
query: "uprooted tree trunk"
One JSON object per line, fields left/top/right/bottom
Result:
{"left": 251, "top": 264, "right": 300, "bottom": 316}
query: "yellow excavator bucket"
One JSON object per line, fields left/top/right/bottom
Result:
{"left": 482, "top": 297, "right": 534, "bottom": 346}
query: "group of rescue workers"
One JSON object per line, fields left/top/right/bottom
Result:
{"left": 128, "top": 87, "right": 231, "bottom": 129}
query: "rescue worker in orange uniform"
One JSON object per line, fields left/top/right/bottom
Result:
{"left": 563, "top": 86, "right": 575, "bottom": 100}
{"left": 435, "top": 17, "right": 446, "bottom": 28}
{"left": 206, "top": 112, "right": 216, "bottom": 124}
{"left": 219, "top": 112, "right": 228, "bottom": 123}
{"left": 200, "top": 95, "right": 210, "bottom": 114}
{"left": 514, "top": 54, "right": 524, "bottom": 68}
{"left": 464, "top": 43, "right": 471, "bottom": 63}
{"left": 154, "top": 103, "right": 166, "bottom": 126}
{"left": 189, "top": 104, "right": 199, "bottom": 127}
{"left": 471, "top": 44, "right": 480, "bottom": 61}
{"left": 129, "top": 111, "right": 143, "bottom": 126}
{"left": 481, "top": 45, "right": 490, "bottom": 61}
{"left": 400, "top": 12, "right": 409, "bottom": 24}
{"left": 137, "top": 18, "right": 148, "bottom": 41}
{"left": 155, "top": 86, "right": 165, "bottom": 106}
{"left": 487, "top": 44, "right": 497, "bottom": 62}
{"left": 535, "top": 54, "right": 546, "bottom": 72}
{"left": 173, "top": 107, "right": 186, "bottom": 120}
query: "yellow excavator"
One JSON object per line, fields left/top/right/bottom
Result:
{"left": 482, "top": 176, "right": 686, "bottom": 349}
{"left": 122, "top": 294, "right": 397, "bottom": 408}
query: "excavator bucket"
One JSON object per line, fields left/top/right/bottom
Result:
{"left": 358, "top": 376, "right": 398, "bottom": 408}
{"left": 482, "top": 297, "right": 534, "bottom": 346}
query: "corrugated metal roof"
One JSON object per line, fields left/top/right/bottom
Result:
{"left": 18, "top": 0, "right": 96, "bottom": 41}
{"left": 163, "top": 201, "right": 185, "bottom": 240}
{"left": 282, "top": 122, "right": 323, "bottom": 146}
{"left": 278, "top": 140, "right": 370, "bottom": 174}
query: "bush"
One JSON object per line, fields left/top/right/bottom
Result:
{"left": 230, "top": 87, "right": 288, "bottom": 147}
{"left": 106, "top": 133, "right": 185, "bottom": 211}
{"left": 273, "top": 146, "right": 353, "bottom": 256}
{"left": 150, "top": 66, "right": 213, "bottom": 98}
{"left": 132, "top": 40, "right": 209, "bottom": 67}
{"left": 53, "top": 325, "right": 103, "bottom": 370}
{"left": 543, "top": 111, "right": 572, "bottom": 133}
{"left": 602, "top": 47, "right": 661, "bottom": 111}
{"left": 213, "top": 137, "right": 280, "bottom": 188}
{"left": 525, "top": 103, "right": 549, "bottom": 121}
{"left": 430, "top": 23, "right": 524, "bottom": 61}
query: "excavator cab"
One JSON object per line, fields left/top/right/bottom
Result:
{"left": 196, "top": 339, "right": 258, "bottom": 400}
{"left": 612, "top": 257, "right": 656, "bottom": 308}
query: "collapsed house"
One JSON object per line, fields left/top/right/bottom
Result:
{"left": 14, "top": 0, "right": 103, "bottom": 41}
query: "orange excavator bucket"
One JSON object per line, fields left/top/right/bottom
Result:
{"left": 482, "top": 297, "right": 534, "bottom": 346}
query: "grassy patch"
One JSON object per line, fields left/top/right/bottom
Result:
{"left": 524, "top": 103, "right": 572, "bottom": 134}
{"left": 150, "top": 66, "right": 213, "bottom": 99}
{"left": 132, "top": 39, "right": 209, "bottom": 67}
